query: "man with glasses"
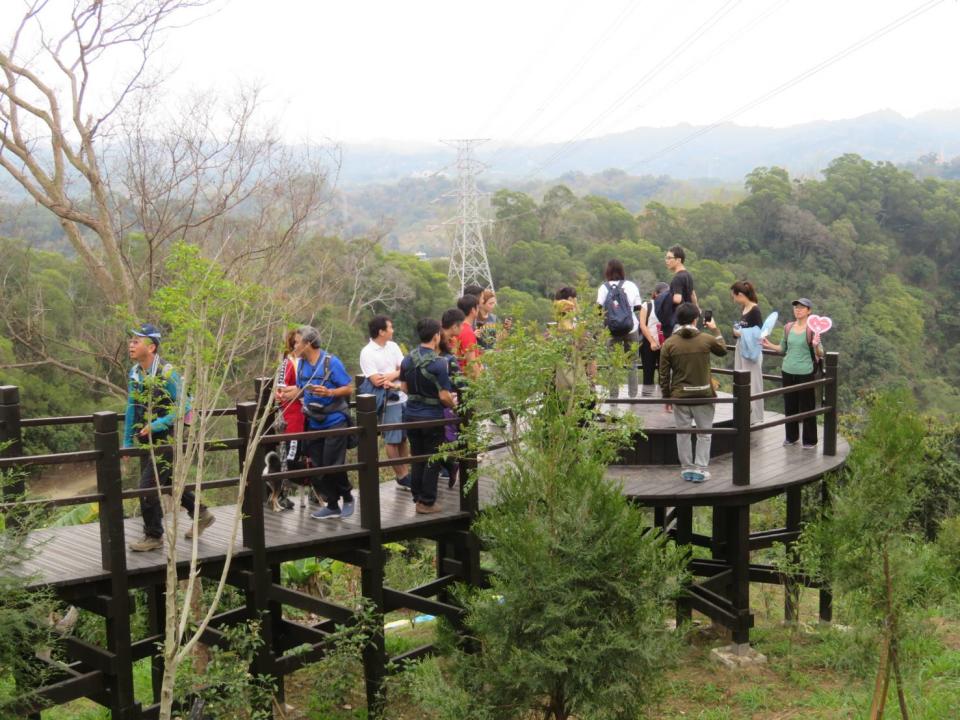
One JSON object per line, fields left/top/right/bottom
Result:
{"left": 660, "top": 245, "right": 699, "bottom": 339}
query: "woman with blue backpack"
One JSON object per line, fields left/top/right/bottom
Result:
{"left": 762, "top": 298, "right": 825, "bottom": 448}
{"left": 596, "top": 259, "right": 642, "bottom": 398}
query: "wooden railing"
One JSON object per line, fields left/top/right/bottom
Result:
{"left": 609, "top": 349, "right": 840, "bottom": 485}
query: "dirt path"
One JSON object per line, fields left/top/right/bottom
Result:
{"left": 27, "top": 462, "right": 97, "bottom": 500}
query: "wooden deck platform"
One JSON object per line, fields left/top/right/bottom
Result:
{"left": 16, "top": 480, "right": 478, "bottom": 591}
{"left": 16, "top": 401, "right": 846, "bottom": 592}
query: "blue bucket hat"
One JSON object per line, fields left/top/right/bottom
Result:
{"left": 131, "top": 323, "right": 162, "bottom": 346}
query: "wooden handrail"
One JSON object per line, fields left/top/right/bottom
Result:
{"left": 751, "top": 376, "right": 832, "bottom": 401}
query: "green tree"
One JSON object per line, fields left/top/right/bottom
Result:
{"left": 800, "top": 390, "right": 946, "bottom": 719}
{"left": 418, "top": 306, "right": 686, "bottom": 720}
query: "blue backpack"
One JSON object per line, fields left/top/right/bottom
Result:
{"left": 602, "top": 281, "right": 634, "bottom": 336}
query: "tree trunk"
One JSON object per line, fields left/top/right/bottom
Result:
{"left": 159, "top": 543, "right": 182, "bottom": 720}
{"left": 883, "top": 548, "right": 910, "bottom": 720}
{"left": 868, "top": 633, "right": 891, "bottom": 720}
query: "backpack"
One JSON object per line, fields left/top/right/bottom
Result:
{"left": 783, "top": 322, "right": 825, "bottom": 374}
{"left": 654, "top": 292, "right": 674, "bottom": 338}
{"left": 644, "top": 300, "right": 665, "bottom": 345}
{"left": 406, "top": 349, "right": 444, "bottom": 406}
{"left": 602, "top": 281, "right": 634, "bottom": 336}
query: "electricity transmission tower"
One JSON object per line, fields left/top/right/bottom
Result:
{"left": 443, "top": 139, "right": 494, "bottom": 295}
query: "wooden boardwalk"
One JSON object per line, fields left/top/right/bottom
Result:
{"left": 0, "top": 363, "right": 848, "bottom": 718}
{"left": 16, "top": 479, "right": 479, "bottom": 591}
{"left": 16, "top": 405, "right": 845, "bottom": 592}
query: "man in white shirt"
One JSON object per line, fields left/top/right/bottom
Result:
{"left": 359, "top": 315, "right": 410, "bottom": 489}
{"left": 596, "top": 259, "right": 642, "bottom": 398}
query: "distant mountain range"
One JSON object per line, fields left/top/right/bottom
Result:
{"left": 334, "top": 109, "right": 960, "bottom": 185}
{"left": 3, "top": 110, "right": 959, "bottom": 205}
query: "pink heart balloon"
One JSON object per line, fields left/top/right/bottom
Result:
{"left": 807, "top": 315, "right": 833, "bottom": 334}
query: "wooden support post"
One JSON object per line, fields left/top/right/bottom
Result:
{"left": 711, "top": 506, "right": 727, "bottom": 565}
{"left": 726, "top": 504, "right": 752, "bottom": 645}
{"left": 356, "top": 394, "right": 386, "bottom": 716}
{"left": 784, "top": 487, "right": 802, "bottom": 623}
{"left": 456, "top": 407, "right": 483, "bottom": 592}
{"left": 675, "top": 506, "right": 693, "bottom": 626}
{"left": 732, "top": 370, "right": 751, "bottom": 486}
{"left": 269, "top": 564, "right": 286, "bottom": 706}
{"left": 3, "top": 387, "right": 37, "bottom": 719}
{"left": 819, "top": 480, "right": 833, "bottom": 623}
{"left": 823, "top": 352, "right": 839, "bottom": 457}
{"left": 458, "top": 407, "right": 479, "bottom": 518}
{"left": 235, "top": 400, "right": 274, "bottom": 718}
{"left": 93, "top": 411, "right": 141, "bottom": 719}
{"left": 146, "top": 583, "right": 165, "bottom": 705}
{"left": 0, "top": 385, "right": 25, "bottom": 509}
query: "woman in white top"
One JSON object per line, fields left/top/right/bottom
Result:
{"left": 596, "top": 259, "right": 642, "bottom": 398}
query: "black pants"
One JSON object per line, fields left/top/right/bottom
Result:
{"left": 407, "top": 424, "right": 445, "bottom": 507}
{"left": 782, "top": 371, "right": 818, "bottom": 445}
{"left": 306, "top": 420, "right": 352, "bottom": 510}
{"left": 639, "top": 337, "right": 660, "bottom": 386}
{"left": 139, "top": 443, "right": 203, "bottom": 539}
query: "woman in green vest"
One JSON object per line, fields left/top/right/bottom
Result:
{"left": 761, "top": 298, "right": 824, "bottom": 448}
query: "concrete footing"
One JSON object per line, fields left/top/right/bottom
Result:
{"left": 710, "top": 643, "right": 768, "bottom": 668}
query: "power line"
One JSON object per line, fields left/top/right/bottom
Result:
{"left": 483, "top": 0, "right": 640, "bottom": 166}
{"left": 626, "top": 0, "right": 948, "bottom": 171}
{"left": 517, "top": 0, "right": 741, "bottom": 182}
{"left": 608, "top": 0, "right": 788, "bottom": 131}
{"left": 472, "top": 0, "right": 581, "bottom": 139}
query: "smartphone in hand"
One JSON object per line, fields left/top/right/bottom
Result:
{"left": 703, "top": 310, "right": 713, "bottom": 323}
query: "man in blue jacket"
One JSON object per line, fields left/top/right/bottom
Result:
{"left": 125, "top": 324, "right": 214, "bottom": 551}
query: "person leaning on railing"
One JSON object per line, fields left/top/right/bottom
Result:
{"left": 659, "top": 303, "right": 727, "bottom": 484}
{"left": 400, "top": 318, "right": 458, "bottom": 515}
{"left": 761, "top": 298, "right": 825, "bottom": 449}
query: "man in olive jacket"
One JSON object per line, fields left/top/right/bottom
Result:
{"left": 659, "top": 303, "right": 727, "bottom": 483}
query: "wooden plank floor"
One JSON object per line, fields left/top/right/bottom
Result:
{"left": 13, "top": 400, "right": 847, "bottom": 591}
{"left": 15, "top": 480, "right": 469, "bottom": 591}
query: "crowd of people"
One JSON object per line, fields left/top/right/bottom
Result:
{"left": 595, "top": 245, "right": 825, "bottom": 483}
{"left": 121, "top": 247, "right": 826, "bottom": 548}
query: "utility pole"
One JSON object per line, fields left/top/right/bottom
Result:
{"left": 442, "top": 139, "right": 494, "bottom": 295}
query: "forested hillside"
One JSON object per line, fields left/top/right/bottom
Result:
{"left": 485, "top": 153, "right": 960, "bottom": 415}
{"left": 2, "top": 152, "right": 958, "bottom": 445}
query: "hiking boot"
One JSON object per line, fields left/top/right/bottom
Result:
{"left": 340, "top": 500, "right": 355, "bottom": 519}
{"left": 395, "top": 474, "right": 411, "bottom": 491}
{"left": 185, "top": 510, "right": 216, "bottom": 540}
{"left": 415, "top": 502, "right": 442, "bottom": 515}
{"left": 129, "top": 535, "right": 164, "bottom": 552}
{"left": 311, "top": 507, "right": 342, "bottom": 520}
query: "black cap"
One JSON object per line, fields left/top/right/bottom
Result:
{"left": 792, "top": 298, "right": 813, "bottom": 309}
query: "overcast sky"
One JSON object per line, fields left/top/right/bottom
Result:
{"left": 5, "top": 0, "right": 960, "bottom": 148}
